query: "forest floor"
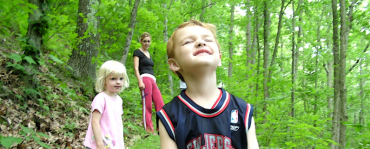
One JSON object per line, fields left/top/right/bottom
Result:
{"left": 0, "top": 46, "right": 160, "bottom": 148}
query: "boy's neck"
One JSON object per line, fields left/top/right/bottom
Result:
{"left": 183, "top": 72, "right": 220, "bottom": 109}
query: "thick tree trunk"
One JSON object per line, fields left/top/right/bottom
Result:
{"left": 23, "top": 0, "right": 44, "bottom": 99}
{"left": 68, "top": 0, "right": 100, "bottom": 82}
{"left": 121, "top": 0, "right": 140, "bottom": 64}
{"left": 228, "top": 4, "right": 235, "bottom": 78}
{"left": 331, "top": 0, "right": 340, "bottom": 147}
{"left": 263, "top": 1, "right": 271, "bottom": 122}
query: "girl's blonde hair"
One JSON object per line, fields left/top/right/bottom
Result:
{"left": 95, "top": 60, "right": 129, "bottom": 93}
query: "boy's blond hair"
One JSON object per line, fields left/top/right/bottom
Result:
{"left": 95, "top": 60, "right": 129, "bottom": 93}
{"left": 167, "top": 20, "right": 220, "bottom": 82}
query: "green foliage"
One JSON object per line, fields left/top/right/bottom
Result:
{"left": 0, "top": 135, "right": 22, "bottom": 148}
{"left": 20, "top": 125, "right": 50, "bottom": 148}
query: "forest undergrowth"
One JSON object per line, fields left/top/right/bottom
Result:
{"left": 0, "top": 42, "right": 157, "bottom": 148}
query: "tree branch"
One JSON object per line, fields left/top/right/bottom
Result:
{"left": 347, "top": 43, "right": 369, "bottom": 74}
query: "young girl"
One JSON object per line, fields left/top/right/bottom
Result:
{"left": 84, "top": 60, "right": 129, "bottom": 149}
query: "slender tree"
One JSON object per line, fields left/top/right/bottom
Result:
{"left": 263, "top": 0, "right": 271, "bottom": 121}
{"left": 228, "top": 3, "right": 235, "bottom": 78}
{"left": 291, "top": 0, "right": 296, "bottom": 118}
{"left": 121, "top": 0, "right": 140, "bottom": 64}
{"left": 331, "top": 0, "right": 340, "bottom": 147}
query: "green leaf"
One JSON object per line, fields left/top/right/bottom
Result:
{"left": 24, "top": 56, "right": 36, "bottom": 64}
{"left": 31, "top": 135, "right": 40, "bottom": 141}
{"left": 21, "top": 126, "right": 32, "bottom": 134}
{"left": 8, "top": 54, "right": 22, "bottom": 62}
{"left": 37, "top": 132, "right": 50, "bottom": 138}
{"left": 48, "top": 55, "right": 64, "bottom": 64}
{"left": 0, "top": 136, "right": 23, "bottom": 148}
{"left": 36, "top": 141, "right": 51, "bottom": 149}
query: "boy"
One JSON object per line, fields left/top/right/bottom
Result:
{"left": 156, "top": 20, "right": 259, "bottom": 149}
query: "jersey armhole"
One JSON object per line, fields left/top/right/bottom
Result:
{"left": 156, "top": 109, "right": 176, "bottom": 141}
{"left": 244, "top": 104, "right": 254, "bottom": 133}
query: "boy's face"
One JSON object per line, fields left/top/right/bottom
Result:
{"left": 169, "top": 26, "right": 222, "bottom": 74}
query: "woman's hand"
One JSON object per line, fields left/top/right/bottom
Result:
{"left": 138, "top": 81, "right": 145, "bottom": 90}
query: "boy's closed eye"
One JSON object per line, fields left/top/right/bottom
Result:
{"left": 183, "top": 40, "right": 193, "bottom": 45}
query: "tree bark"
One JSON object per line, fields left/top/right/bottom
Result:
{"left": 263, "top": 0, "right": 271, "bottom": 122}
{"left": 246, "top": 0, "right": 252, "bottom": 80}
{"left": 23, "top": 0, "right": 45, "bottom": 99}
{"left": 121, "top": 0, "right": 140, "bottom": 64}
{"left": 199, "top": 0, "right": 206, "bottom": 22}
{"left": 331, "top": 0, "right": 340, "bottom": 147}
{"left": 68, "top": 0, "right": 100, "bottom": 82}
{"left": 163, "top": 3, "right": 174, "bottom": 96}
{"left": 359, "top": 61, "right": 364, "bottom": 127}
{"left": 339, "top": 0, "right": 349, "bottom": 147}
{"left": 291, "top": 0, "right": 296, "bottom": 118}
{"left": 228, "top": 4, "right": 235, "bottom": 78}
{"left": 254, "top": 4, "right": 260, "bottom": 120}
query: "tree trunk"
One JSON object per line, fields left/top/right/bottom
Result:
{"left": 68, "top": 0, "right": 100, "bottom": 82}
{"left": 254, "top": 4, "right": 260, "bottom": 120}
{"left": 325, "top": 11, "right": 333, "bottom": 120}
{"left": 339, "top": 0, "right": 349, "bottom": 147}
{"left": 263, "top": 0, "right": 271, "bottom": 122}
{"left": 199, "top": 0, "right": 206, "bottom": 22}
{"left": 163, "top": 3, "right": 174, "bottom": 96}
{"left": 228, "top": 4, "right": 235, "bottom": 78}
{"left": 291, "top": 0, "right": 296, "bottom": 118}
{"left": 22, "top": 0, "right": 45, "bottom": 99}
{"left": 245, "top": 0, "right": 252, "bottom": 79}
{"left": 331, "top": 0, "right": 340, "bottom": 147}
{"left": 121, "top": 0, "right": 140, "bottom": 64}
{"left": 359, "top": 61, "right": 364, "bottom": 127}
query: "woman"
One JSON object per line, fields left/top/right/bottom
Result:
{"left": 133, "top": 32, "right": 164, "bottom": 134}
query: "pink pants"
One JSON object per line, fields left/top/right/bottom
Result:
{"left": 141, "top": 76, "right": 164, "bottom": 132}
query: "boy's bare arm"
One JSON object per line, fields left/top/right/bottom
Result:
{"left": 159, "top": 120, "right": 178, "bottom": 149}
{"left": 92, "top": 110, "right": 105, "bottom": 149}
{"left": 247, "top": 117, "right": 260, "bottom": 149}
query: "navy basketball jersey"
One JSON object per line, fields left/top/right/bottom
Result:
{"left": 156, "top": 88, "right": 254, "bottom": 149}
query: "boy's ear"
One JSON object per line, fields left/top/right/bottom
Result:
{"left": 168, "top": 58, "right": 181, "bottom": 72}
{"left": 218, "top": 54, "right": 222, "bottom": 66}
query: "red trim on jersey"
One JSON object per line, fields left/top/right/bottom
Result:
{"left": 160, "top": 109, "right": 175, "bottom": 138}
{"left": 178, "top": 92, "right": 230, "bottom": 118}
{"left": 244, "top": 103, "right": 251, "bottom": 133}
{"left": 211, "top": 89, "right": 222, "bottom": 109}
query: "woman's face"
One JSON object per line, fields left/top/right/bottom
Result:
{"left": 141, "top": 37, "right": 151, "bottom": 50}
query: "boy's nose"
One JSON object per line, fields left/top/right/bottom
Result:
{"left": 196, "top": 41, "right": 206, "bottom": 47}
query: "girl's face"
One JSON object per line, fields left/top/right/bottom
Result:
{"left": 141, "top": 37, "right": 151, "bottom": 50}
{"left": 104, "top": 72, "right": 124, "bottom": 96}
